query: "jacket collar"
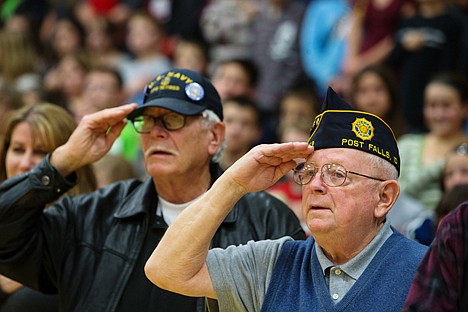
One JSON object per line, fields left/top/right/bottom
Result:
{"left": 114, "top": 177, "right": 157, "bottom": 219}
{"left": 113, "top": 162, "right": 238, "bottom": 223}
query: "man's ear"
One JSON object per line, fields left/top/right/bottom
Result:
{"left": 208, "top": 122, "right": 225, "bottom": 156}
{"left": 375, "top": 180, "right": 400, "bottom": 219}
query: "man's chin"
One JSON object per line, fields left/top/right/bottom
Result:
{"left": 146, "top": 164, "right": 175, "bottom": 177}
{"left": 306, "top": 218, "right": 332, "bottom": 233}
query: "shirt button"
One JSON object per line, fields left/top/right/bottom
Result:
{"left": 335, "top": 269, "right": 342, "bottom": 275}
{"left": 41, "top": 176, "right": 50, "bottom": 186}
{"left": 332, "top": 294, "right": 339, "bottom": 300}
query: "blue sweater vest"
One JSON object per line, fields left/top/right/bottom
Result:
{"left": 261, "top": 231, "right": 427, "bottom": 312}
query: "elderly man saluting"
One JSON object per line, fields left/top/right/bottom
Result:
{"left": 145, "top": 88, "right": 428, "bottom": 311}
{"left": 0, "top": 69, "right": 304, "bottom": 312}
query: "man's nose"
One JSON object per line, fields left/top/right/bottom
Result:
{"left": 306, "top": 171, "right": 327, "bottom": 193}
{"left": 149, "top": 119, "right": 169, "bottom": 136}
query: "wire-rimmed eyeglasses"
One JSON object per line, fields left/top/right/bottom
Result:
{"left": 293, "top": 162, "right": 385, "bottom": 187}
{"left": 130, "top": 112, "right": 196, "bottom": 133}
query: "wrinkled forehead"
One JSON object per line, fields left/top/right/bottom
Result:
{"left": 307, "top": 148, "right": 370, "bottom": 167}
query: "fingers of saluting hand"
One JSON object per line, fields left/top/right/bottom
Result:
{"left": 53, "top": 103, "right": 139, "bottom": 174}
{"left": 225, "top": 142, "right": 314, "bottom": 194}
{"left": 80, "top": 103, "right": 138, "bottom": 131}
{"left": 253, "top": 142, "right": 314, "bottom": 165}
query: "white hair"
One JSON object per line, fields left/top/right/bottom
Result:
{"left": 201, "top": 109, "right": 225, "bottom": 163}
{"left": 366, "top": 153, "right": 399, "bottom": 180}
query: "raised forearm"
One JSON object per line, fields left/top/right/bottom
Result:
{"left": 145, "top": 175, "right": 247, "bottom": 298}
{"left": 145, "top": 143, "right": 313, "bottom": 297}
{"left": 50, "top": 145, "right": 82, "bottom": 177}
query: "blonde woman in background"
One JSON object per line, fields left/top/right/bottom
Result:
{"left": 0, "top": 103, "right": 97, "bottom": 312}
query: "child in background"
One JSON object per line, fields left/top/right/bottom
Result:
{"left": 172, "top": 38, "right": 209, "bottom": 75}
{"left": 441, "top": 142, "right": 468, "bottom": 193}
{"left": 220, "top": 96, "right": 261, "bottom": 170}
{"left": 349, "top": 64, "right": 406, "bottom": 138}
{"left": 278, "top": 81, "right": 321, "bottom": 131}
{"left": 398, "top": 72, "right": 468, "bottom": 212}
{"left": 390, "top": 142, "right": 468, "bottom": 245}
{"left": 210, "top": 58, "right": 258, "bottom": 101}
{"left": 84, "top": 17, "right": 128, "bottom": 69}
{"left": 117, "top": 12, "right": 172, "bottom": 103}
{"left": 265, "top": 79, "right": 320, "bottom": 144}
{"left": 433, "top": 142, "right": 468, "bottom": 228}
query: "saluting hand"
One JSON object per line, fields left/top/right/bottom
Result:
{"left": 223, "top": 142, "right": 314, "bottom": 195}
{"left": 51, "top": 103, "right": 138, "bottom": 177}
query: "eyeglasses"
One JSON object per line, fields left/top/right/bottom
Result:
{"left": 130, "top": 112, "right": 193, "bottom": 133}
{"left": 293, "top": 162, "right": 385, "bottom": 187}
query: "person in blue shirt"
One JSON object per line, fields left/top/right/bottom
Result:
{"left": 300, "top": 0, "right": 351, "bottom": 97}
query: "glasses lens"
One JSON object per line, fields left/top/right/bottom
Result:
{"left": 131, "top": 116, "right": 150, "bottom": 133}
{"left": 163, "top": 113, "right": 185, "bottom": 130}
{"left": 293, "top": 162, "right": 314, "bottom": 185}
{"left": 132, "top": 114, "right": 186, "bottom": 133}
{"left": 323, "top": 164, "right": 347, "bottom": 187}
{"left": 293, "top": 171, "right": 307, "bottom": 185}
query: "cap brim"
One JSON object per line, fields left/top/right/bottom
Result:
{"left": 127, "top": 98, "right": 207, "bottom": 120}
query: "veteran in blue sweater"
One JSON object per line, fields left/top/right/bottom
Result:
{"left": 145, "top": 88, "right": 428, "bottom": 312}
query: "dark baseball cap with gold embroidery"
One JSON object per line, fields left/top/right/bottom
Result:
{"left": 127, "top": 68, "right": 223, "bottom": 120}
{"left": 308, "top": 87, "right": 400, "bottom": 175}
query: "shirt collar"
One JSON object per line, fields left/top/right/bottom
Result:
{"left": 316, "top": 221, "right": 393, "bottom": 279}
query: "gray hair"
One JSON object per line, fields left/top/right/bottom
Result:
{"left": 201, "top": 109, "right": 225, "bottom": 163}
{"left": 366, "top": 153, "right": 399, "bottom": 180}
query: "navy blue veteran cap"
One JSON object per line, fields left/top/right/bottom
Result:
{"left": 127, "top": 68, "right": 223, "bottom": 120}
{"left": 308, "top": 87, "right": 400, "bottom": 175}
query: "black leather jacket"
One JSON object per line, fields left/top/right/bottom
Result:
{"left": 0, "top": 155, "right": 304, "bottom": 311}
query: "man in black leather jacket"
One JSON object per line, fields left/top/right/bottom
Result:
{"left": 0, "top": 69, "right": 304, "bottom": 312}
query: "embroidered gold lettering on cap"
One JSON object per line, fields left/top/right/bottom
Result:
{"left": 352, "top": 117, "right": 374, "bottom": 141}
{"left": 307, "top": 87, "right": 400, "bottom": 175}
{"left": 127, "top": 68, "right": 223, "bottom": 121}
{"left": 161, "top": 76, "right": 171, "bottom": 86}
{"left": 185, "top": 82, "right": 204, "bottom": 101}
